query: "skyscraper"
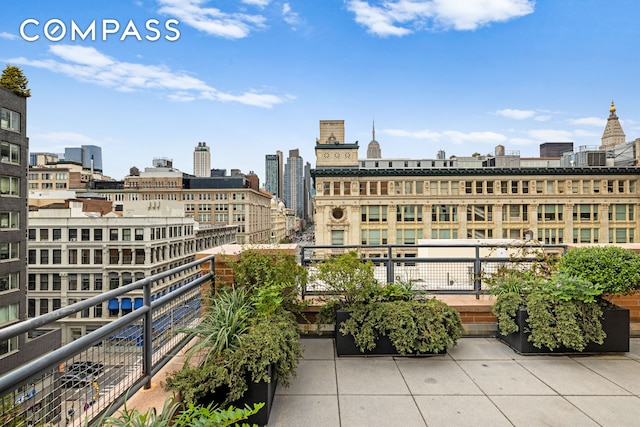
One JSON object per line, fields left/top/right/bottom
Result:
{"left": 193, "top": 141, "right": 211, "bottom": 177}
{"left": 284, "top": 149, "right": 304, "bottom": 219}
{"left": 265, "top": 153, "right": 281, "bottom": 198}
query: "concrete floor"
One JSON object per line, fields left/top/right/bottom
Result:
{"left": 267, "top": 337, "right": 640, "bottom": 427}
{"left": 125, "top": 337, "right": 640, "bottom": 427}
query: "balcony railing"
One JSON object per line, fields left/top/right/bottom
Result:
{"left": 0, "top": 255, "right": 213, "bottom": 427}
{"left": 300, "top": 242, "right": 567, "bottom": 298}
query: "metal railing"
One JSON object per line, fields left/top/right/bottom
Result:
{"left": 0, "top": 255, "right": 214, "bottom": 427}
{"left": 300, "top": 243, "right": 567, "bottom": 298}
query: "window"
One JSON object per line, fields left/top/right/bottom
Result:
{"left": 53, "top": 298, "right": 61, "bottom": 311}
{"left": 40, "top": 274, "right": 48, "bottom": 290}
{"left": 1, "top": 242, "right": 19, "bottom": 261}
{"left": 28, "top": 274, "right": 35, "bottom": 290}
{"left": 0, "top": 176, "right": 19, "bottom": 196}
{"left": 0, "top": 141, "right": 20, "bottom": 164}
{"left": 362, "top": 205, "right": 387, "bottom": 223}
{"left": 432, "top": 205, "right": 457, "bottom": 222}
{"left": 1, "top": 108, "right": 20, "bottom": 132}
{"left": 94, "top": 249, "right": 103, "bottom": 264}
{"left": 110, "top": 228, "right": 118, "bottom": 241}
{"left": 68, "top": 249, "right": 77, "bottom": 264}
{"left": 81, "top": 228, "right": 90, "bottom": 241}
{"left": 0, "top": 211, "right": 18, "bottom": 229}
{"left": 0, "top": 337, "right": 18, "bottom": 356}
{"left": 109, "top": 249, "right": 119, "bottom": 264}
{"left": 40, "top": 249, "right": 49, "bottom": 265}
{"left": 486, "top": 181, "right": 493, "bottom": 194}
{"left": 331, "top": 230, "right": 344, "bottom": 245}
{"left": 503, "top": 205, "right": 528, "bottom": 222}
{"left": 0, "top": 303, "right": 19, "bottom": 326}
{"left": 135, "top": 228, "right": 144, "bottom": 240}
{"left": 94, "top": 228, "right": 102, "bottom": 241}
{"left": 0, "top": 272, "right": 19, "bottom": 292}
{"left": 94, "top": 274, "right": 103, "bottom": 291}
{"left": 81, "top": 249, "right": 90, "bottom": 264}
{"left": 68, "top": 274, "right": 77, "bottom": 290}
{"left": 467, "top": 205, "right": 492, "bottom": 222}
{"left": 610, "top": 204, "right": 634, "bottom": 222}
{"left": 39, "top": 299, "right": 48, "bottom": 315}
{"left": 81, "top": 274, "right": 90, "bottom": 290}
{"left": 53, "top": 228, "right": 61, "bottom": 241}
{"left": 109, "top": 272, "right": 119, "bottom": 289}
{"left": 52, "top": 274, "right": 61, "bottom": 290}
{"left": 397, "top": 229, "right": 422, "bottom": 244}
{"left": 573, "top": 205, "right": 598, "bottom": 221}
{"left": 69, "top": 228, "right": 77, "bottom": 241}
{"left": 53, "top": 249, "right": 61, "bottom": 264}
{"left": 323, "top": 182, "right": 330, "bottom": 195}
{"left": 397, "top": 205, "right": 422, "bottom": 222}
{"left": 538, "top": 205, "right": 563, "bottom": 222}
{"left": 26, "top": 249, "right": 36, "bottom": 264}
{"left": 28, "top": 229, "right": 35, "bottom": 241}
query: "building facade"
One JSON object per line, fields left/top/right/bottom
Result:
{"left": 81, "top": 165, "right": 273, "bottom": 244}
{"left": 1, "top": 87, "right": 61, "bottom": 374}
{"left": 193, "top": 141, "right": 211, "bottom": 178}
{"left": 312, "top": 118, "right": 640, "bottom": 255}
{"left": 265, "top": 153, "right": 281, "bottom": 199}
{"left": 26, "top": 199, "right": 236, "bottom": 344}
{"left": 284, "top": 149, "right": 304, "bottom": 220}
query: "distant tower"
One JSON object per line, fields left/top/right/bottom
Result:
{"left": 193, "top": 141, "right": 211, "bottom": 177}
{"left": 601, "top": 101, "right": 626, "bottom": 149}
{"left": 284, "top": 149, "right": 304, "bottom": 219}
{"left": 265, "top": 153, "right": 282, "bottom": 199}
{"left": 366, "top": 121, "right": 382, "bottom": 158}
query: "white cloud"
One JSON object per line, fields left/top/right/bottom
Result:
{"left": 242, "top": 0, "right": 270, "bottom": 7}
{"left": 346, "top": 0, "right": 535, "bottom": 37}
{"left": 283, "top": 3, "right": 302, "bottom": 28}
{"left": 495, "top": 108, "right": 551, "bottom": 121}
{"left": 495, "top": 108, "right": 536, "bottom": 120}
{"left": 0, "top": 32, "right": 17, "bottom": 40}
{"left": 8, "top": 45, "right": 286, "bottom": 108}
{"left": 157, "top": 0, "right": 266, "bottom": 39}
{"left": 527, "top": 129, "right": 573, "bottom": 142}
{"left": 383, "top": 128, "right": 507, "bottom": 144}
{"left": 508, "top": 137, "right": 536, "bottom": 146}
{"left": 568, "top": 117, "right": 606, "bottom": 127}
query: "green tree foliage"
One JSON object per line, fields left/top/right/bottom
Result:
{"left": 0, "top": 65, "right": 31, "bottom": 97}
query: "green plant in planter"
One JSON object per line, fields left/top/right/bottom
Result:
{"left": 558, "top": 245, "right": 640, "bottom": 296}
{"left": 92, "top": 395, "right": 264, "bottom": 427}
{"left": 166, "top": 251, "right": 303, "bottom": 410}
{"left": 165, "top": 310, "right": 302, "bottom": 406}
{"left": 489, "top": 244, "right": 639, "bottom": 351}
{"left": 314, "top": 251, "right": 464, "bottom": 354}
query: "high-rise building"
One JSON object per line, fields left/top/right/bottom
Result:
{"left": 276, "top": 150, "right": 284, "bottom": 200}
{"left": 193, "top": 141, "right": 211, "bottom": 177}
{"left": 1, "top": 86, "right": 59, "bottom": 374}
{"left": 366, "top": 121, "right": 382, "bottom": 159}
{"left": 284, "top": 149, "right": 304, "bottom": 220}
{"left": 265, "top": 154, "right": 281, "bottom": 198}
{"left": 61, "top": 145, "right": 103, "bottom": 171}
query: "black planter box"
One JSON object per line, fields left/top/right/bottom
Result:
{"left": 335, "top": 310, "right": 445, "bottom": 356}
{"left": 498, "top": 305, "right": 630, "bottom": 354}
{"left": 200, "top": 364, "right": 277, "bottom": 426}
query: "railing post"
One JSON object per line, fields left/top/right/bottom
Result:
{"left": 474, "top": 245, "right": 481, "bottom": 299}
{"left": 143, "top": 279, "right": 153, "bottom": 389}
{"left": 387, "top": 246, "right": 394, "bottom": 283}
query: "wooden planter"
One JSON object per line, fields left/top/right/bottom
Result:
{"left": 199, "top": 364, "right": 278, "bottom": 426}
{"left": 335, "top": 310, "right": 446, "bottom": 356}
{"left": 498, "top": 304, "right": 630, "bottom": 354}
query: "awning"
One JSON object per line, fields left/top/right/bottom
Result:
{"left": 121, "top": 298, "right": 132, "bottom": 310}
{"left": 108, "top": 299, "right": 119, "bottom": 310}
{"left": 134, "top": 298, "right": 143, "bottom": 309}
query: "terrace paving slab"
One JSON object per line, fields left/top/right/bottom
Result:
{"left": 338, "top": 395, "right": 427, "bottom": 427}
{"left": 457, "top": 360, "right": 557, "bottom": 395}
{"left": 395, "top": 359, "right": 483, "bottom": 395}
{"left": 490, "top": 395, "right": 600, "bottom": 427}
{"left": 414, "top": 395, "right": 512, "bottom": 427}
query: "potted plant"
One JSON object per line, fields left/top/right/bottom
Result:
{"left": 489, "top": 244, "right": 640, "bottom": 354}
{"left": 165, "top": 250, "right": 305, "bottom": 426}
{"left": 94, "top": 394, "right": 264, "bottom": 426}
{"left": 314, "top": 251, "right": 464, "bottom": 356}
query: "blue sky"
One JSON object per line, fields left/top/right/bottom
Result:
{"left": 1, "top": 0, "right": 639, "bottom": 181}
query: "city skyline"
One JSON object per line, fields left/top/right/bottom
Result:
{"left": 1, "top": 1, "right": 640, "bottom": 180}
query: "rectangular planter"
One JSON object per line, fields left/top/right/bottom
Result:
{"left": 498, "top": 305, "right": 630, "bottom": 354}
{"left": 200, "top": 364, "right": 277, "bottom": 426}
{"left": 335, "top": 310, "right": 445, "bottom": 356}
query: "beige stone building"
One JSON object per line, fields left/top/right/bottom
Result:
{"left": 312, "top": 118, "right": 640, "bottom": 254}
{"left": 26, "top": 199, "right": 236, "bottom": 344}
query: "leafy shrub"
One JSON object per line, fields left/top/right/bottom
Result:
{"left": 558, "top": 246, "right": 640, "bottom": 296}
